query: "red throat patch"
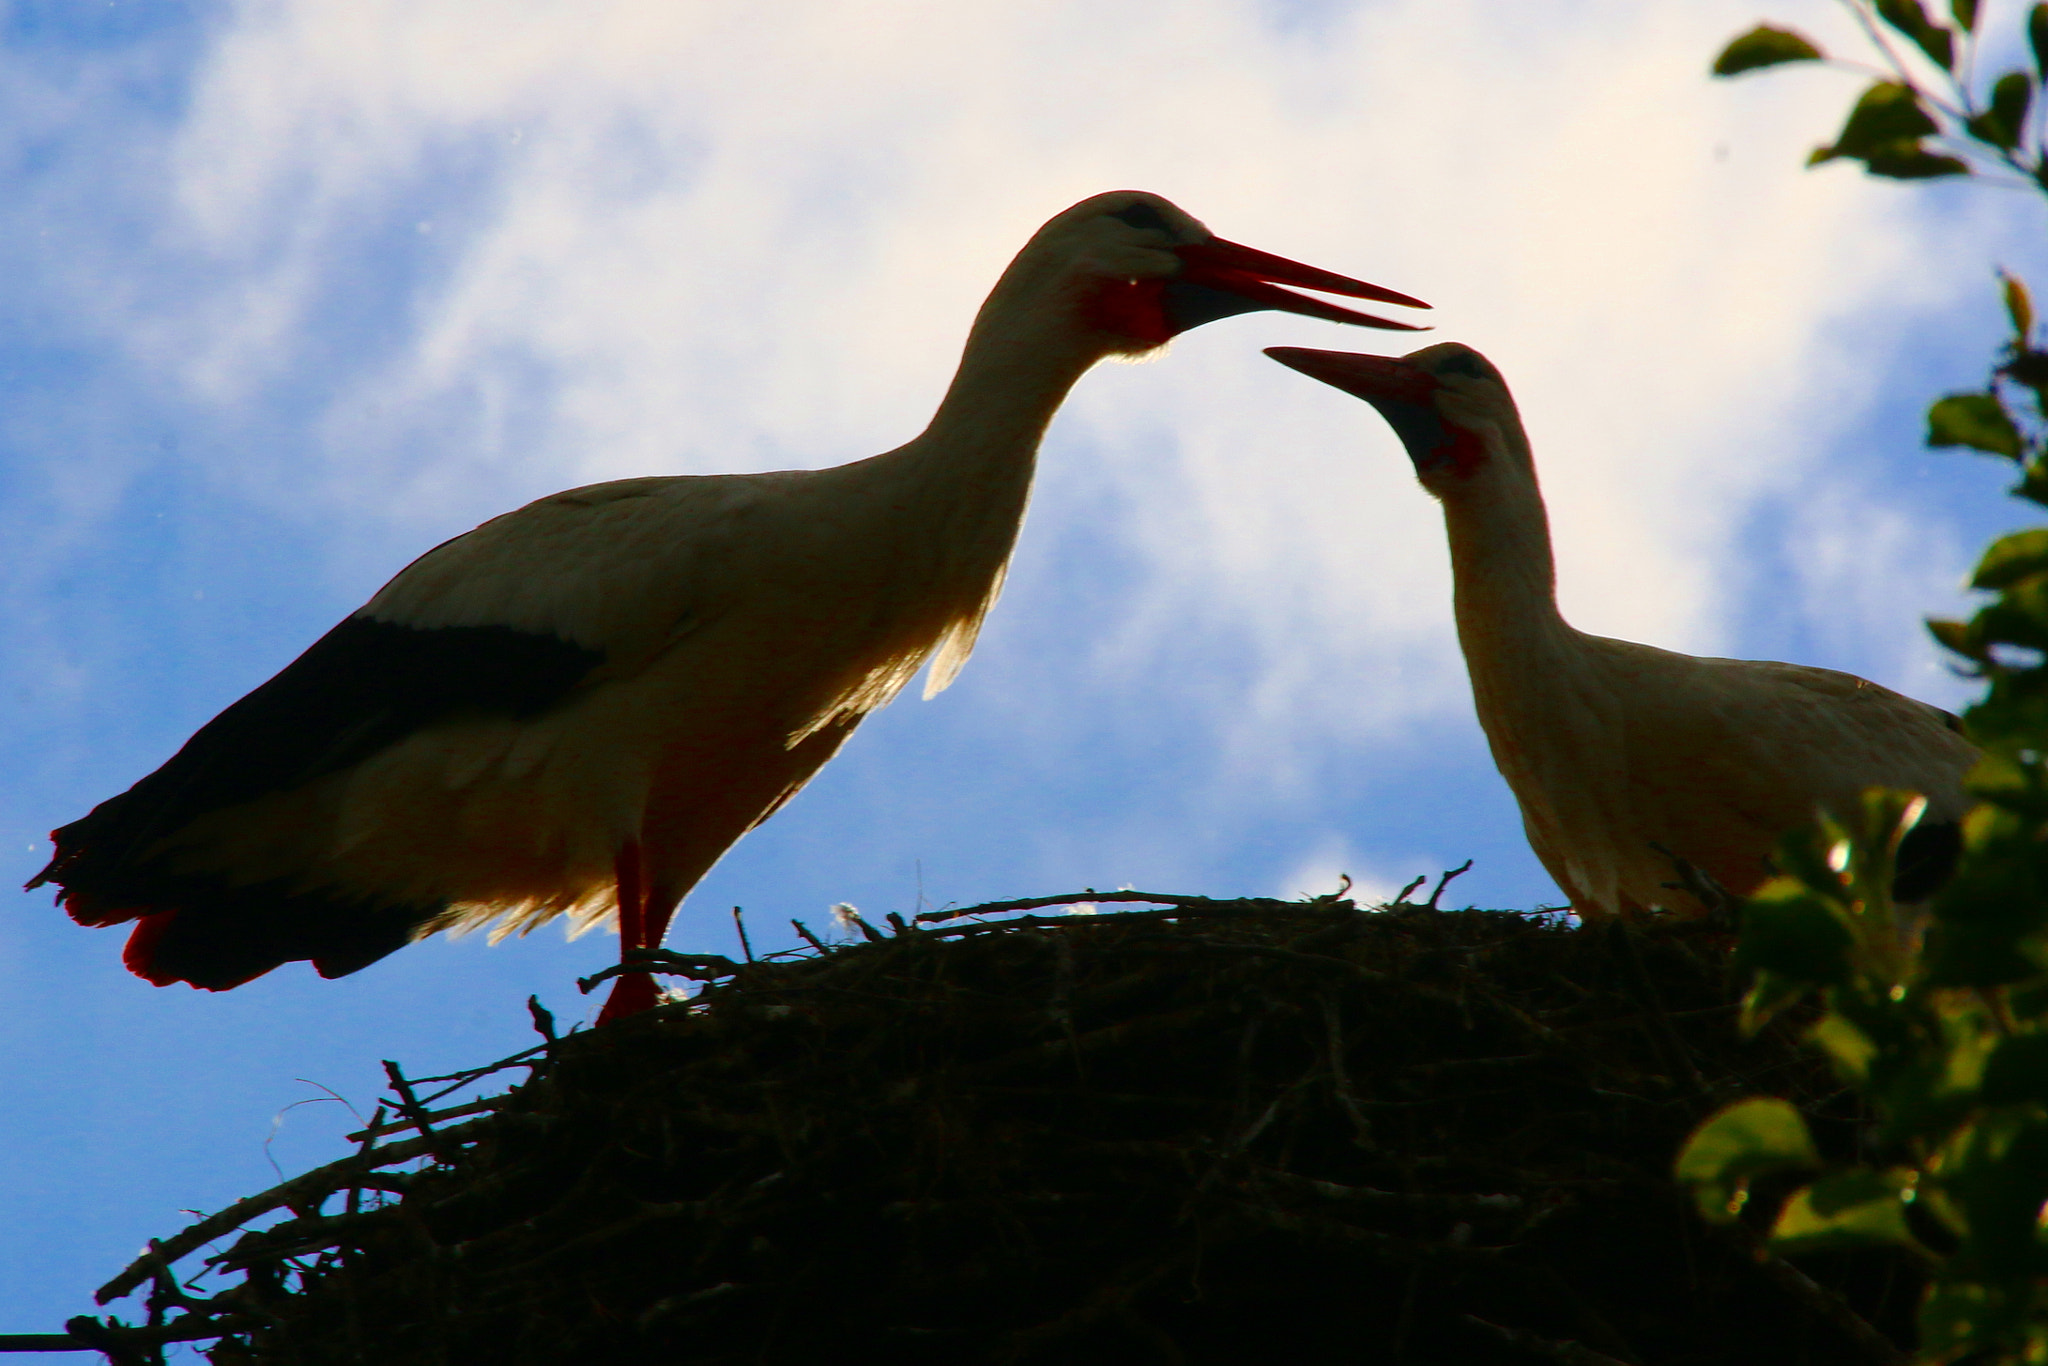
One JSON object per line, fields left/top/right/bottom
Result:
{"left": 1084, "top": 278, "right": 1172, "bottom": 349}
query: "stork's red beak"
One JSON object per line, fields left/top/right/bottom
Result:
{"left": 1261, "top": 346, "right": 1439, "bottom": 401}
{"left": 1167, "top": 240, "right": 1429, "bottom": 333}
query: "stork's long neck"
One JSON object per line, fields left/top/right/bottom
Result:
{"left": 887, "top": 283, "right": 1102, "bottom": 563}
{"left": 1436, "top": 436, "right": 1580, "bottom": 718}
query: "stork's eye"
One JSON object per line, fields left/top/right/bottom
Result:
{"left": 1109, "top": 202, "right": 1172, "bottom": 234}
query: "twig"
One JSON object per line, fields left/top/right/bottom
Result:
{"left": 732, "top": 906, "right": 754, "bottom": 961}
{"left": 1392, "top": 875, "right": 1428, "bottom": 904}
{"left": 841, "top": 909, "right": 887, "bottom": 943}
{"left": 913, "top": 889, "right": 1242, "bottom": 925}
{"left": 1231, "top": 1205, "right": 1503, "bottom": 1261}
{"left": 1426, "top": 860, "right": 1475, "bottom": 909}
{"left": 404, "top": 1041, "right": 551, "bottom": 1091}
{"left": 346, "top": 1096, "right": 502, "bottom": 1144}
{"left": 0, "top": 1336, "right": 92, "bottom": 1353}
{"left": 1318, "top": 995, "right": 1376, "bottom": 1147}
{"left": 1462, "top": 1315, "right": 1638, "bottom": 1366}
{"left": 382, "top": 1060, "right": 455, "bottom": 1166}
{"left": 791, "top": 919, "right": 828, "bottom": 952}
{"left": 578, "top": 949, "right": 745, "bottom": 994}
{"left": 97, "top": 1116, "right": 493, "bottom": 1304}
{"left": 1256, "top": 1167, "right": 1522, "bottom": 1214}
{"left": 1717, "top": 1222, "right": 1907, "bottom": 1365}
{"left": 527, "top": 995, "right": 558, "bottom": 1044}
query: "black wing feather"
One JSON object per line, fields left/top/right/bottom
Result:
{"left": 31, "top": 614, "right": 603, "bottom": 985}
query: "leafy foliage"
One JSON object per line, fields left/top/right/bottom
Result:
{"left": 1687, "top": 6, "right": 2048, "bottom": 1361}
{"left": 1712, "top": 1, "right": 2048, "bottom": 182}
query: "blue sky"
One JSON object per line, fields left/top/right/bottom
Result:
{"left": 2, "top": 0, "right": 2043, "bottom": 1347}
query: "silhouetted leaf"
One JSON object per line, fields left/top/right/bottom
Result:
{"left": 1714, "top": 24, "right": 1825, "bottom": 75}
{"left": 1737, "top": 887, "right": 1853, "bottom": 986}
{"left": 1968, "top": 72, "right": 2034, "bottom": 149}
{"left": 1929, "top": 616, "right": 1981, "bottom": 662}
{"left": 1972, "top": 528, "right": 2048, "bottom": 589}
{"left": 2033, "top": 4, "right": 2048, "bottom": 74}
{"left": 1877, "top": 0, "right": 1956, "bottom": 67}
{"left": 1931, "top": 393, "right": 2025, "bottom": 456}
{"left": 1950, "top": 1115, "right": 2048, "bottom": 1273}
{"left": 1866, "top": 147, "right": 1973, "bottom": 178}
{"left": 2005, "top": 349, "right": 2048, "bottom": 388}
{"left": 1813, "top": 81, "right": 1938, "bottom": 164}
{"left": 1771, "top": 1170, "right": 1927, "bottom": 1255}
{"left": 1678, "top": 1098, "right": 1821, "bottom": 1221}
{"left": 2006, "top": 272, "right": 2036, "bottom": 341}
{"left": 1808, "top": 1014, "right": 1879, "bottom": 1083}
{"left": 1980, "top": 1032, "right": 2048, "bottom": 1104}
{"left": 1953, "top": 0, "right": 1980, "bottom": 30}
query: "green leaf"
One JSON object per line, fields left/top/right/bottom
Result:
{"left": 1737, "top": 886, "right": 1854, "bottom": 987}
{"left": 2004, "top": 348, "right": 2048, "bottom": 390}
{"left": 1677, "top": 1098, "right": 1821, "bottom": 1222}
{"left": 1931, "top": 392, "right": 2025, "bottom": 457}
{"left": 1980, "top": 1032, "right": 2048, "bottom": 1105}
{"left": 1713, "top": 24, "right": 1825, "bottom": 76}
{"left": 2005, "top": 271, "right": 2036, "bottom": 342}
{"left": 1968, "top": 72, "right": 2034, "bottom": 151}
{"left": 1972, "top": 528, "right": 2048, "bottom": 589}
{"left": 1812, "top": 82, "right": 1939, "bottom": 164}
{"left": 1928, "top": 616, "right": 1982, "bottom": 662}
{"left": 1865, "top": 147, "right": 1972, "bottom": 178}
{"left": 1947, "top": 1114, "right": 2048, "bottom": 1274}
{"left": 2033, "top": 4, "right": 2048, "bottom": 75}
{"left": 1740, "top": 968, "right": 1814, "bottom": 1035}
{"left": 1808, "top": 1014, "right": 1879, "bottom": 1084}
{"left": 1951, "top": 0, "right": 1979, "bottom": 30}
{"left": 1876, "top": 0, "right": 1956, "bottom": 68}
{"left": 1770, "top": 1170, "right": 1927, "bottom": 1255}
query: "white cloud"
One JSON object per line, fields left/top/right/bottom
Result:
{"left": 17, "top": 0, "right": 2039, "bottom": 851}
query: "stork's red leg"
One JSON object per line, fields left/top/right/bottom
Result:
{"left": 597, "top": 840, "right": 660, "bottom": 1024}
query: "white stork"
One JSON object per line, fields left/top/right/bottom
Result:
{"left": 1265, "top": 342, "right": 1977, "bottom": 918}
{"left": 31, "top": 191, "right": 1427, "bottom": 1020}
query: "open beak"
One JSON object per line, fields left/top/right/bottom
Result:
{"left": 1167, "top": 240, "right": 1430, "bottom": 334}
{"left": 1262, "top": 346, "right": 1439, "bottom": 401}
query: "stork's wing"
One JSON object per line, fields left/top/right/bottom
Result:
{"left": 1596, "top": 639, "right": 1976, "bottom": 889}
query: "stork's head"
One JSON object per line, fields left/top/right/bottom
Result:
{"left": 1003, "top": 191, "right": 1428, "bottom": 359}
{"left": 1263, "top": 342, "right": 1525, "bottom": 494}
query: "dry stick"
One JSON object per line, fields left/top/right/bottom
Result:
{"left": 1392, "top": 875, "right": 1429, "bottom": 904}
{"left": 1426, "top": 859, "right": 1475, "bottom": 910}
{"left": 1717, "top": 1223, "right": 1908, "bottom": 1366}
{"left": 790, "top": 919, "right": 828, "bottom": 952}
{"left": 97, "top": 1116, "right": 493, "bottom": 1304}
{"left": 1462, "top": 1315, "right": 1639, "bottom": 1366}
{"left": 913, "top": 889, "right": 1243, "bottom": 925}
{"left": 841, "top": 909, "right": 887, "bottom": 944}
{"left": 347, "top": 1096, "right": 501, "bottom": 1144}
{"left": 578, "top": 950, "right": 744, "bottom": 994}
{"left": 527, "top": 995, "right": 558, "bottom": 1044}
{"left": 1610, "top": 925, "right": 1710, "bottom": 1099}
{"left": 1255, "top": 1166, "right": 1523, "bottom": 1214}
{"left": 404, "top": 1041, "right": 551, "bottom": 1091}
{"left": 1318, "top": 994, "right": 1377, "bottom": 1148}
{"left": 382, "top": 1060, "right": 456, "bottom": 1166}
{"left": 0, "top": 1333, "right": 92, "bottom": 1353}
{"left": 732, "top": 906, "right": 755, "bottom": 962}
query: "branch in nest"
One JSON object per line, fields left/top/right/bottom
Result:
{"left": 1462, "top": 1315, "right": 1639, "bottom": 1366}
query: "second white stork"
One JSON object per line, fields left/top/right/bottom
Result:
{"left": 31, "top": 191, "right": 1427, "bottom": 1020}
{"left": 1265, "top": 341, "right": 1977, "bottom": 918}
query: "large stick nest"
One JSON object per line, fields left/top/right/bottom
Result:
{"left": 72, "top": 893, "right": 1919, "bottom": 1365}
